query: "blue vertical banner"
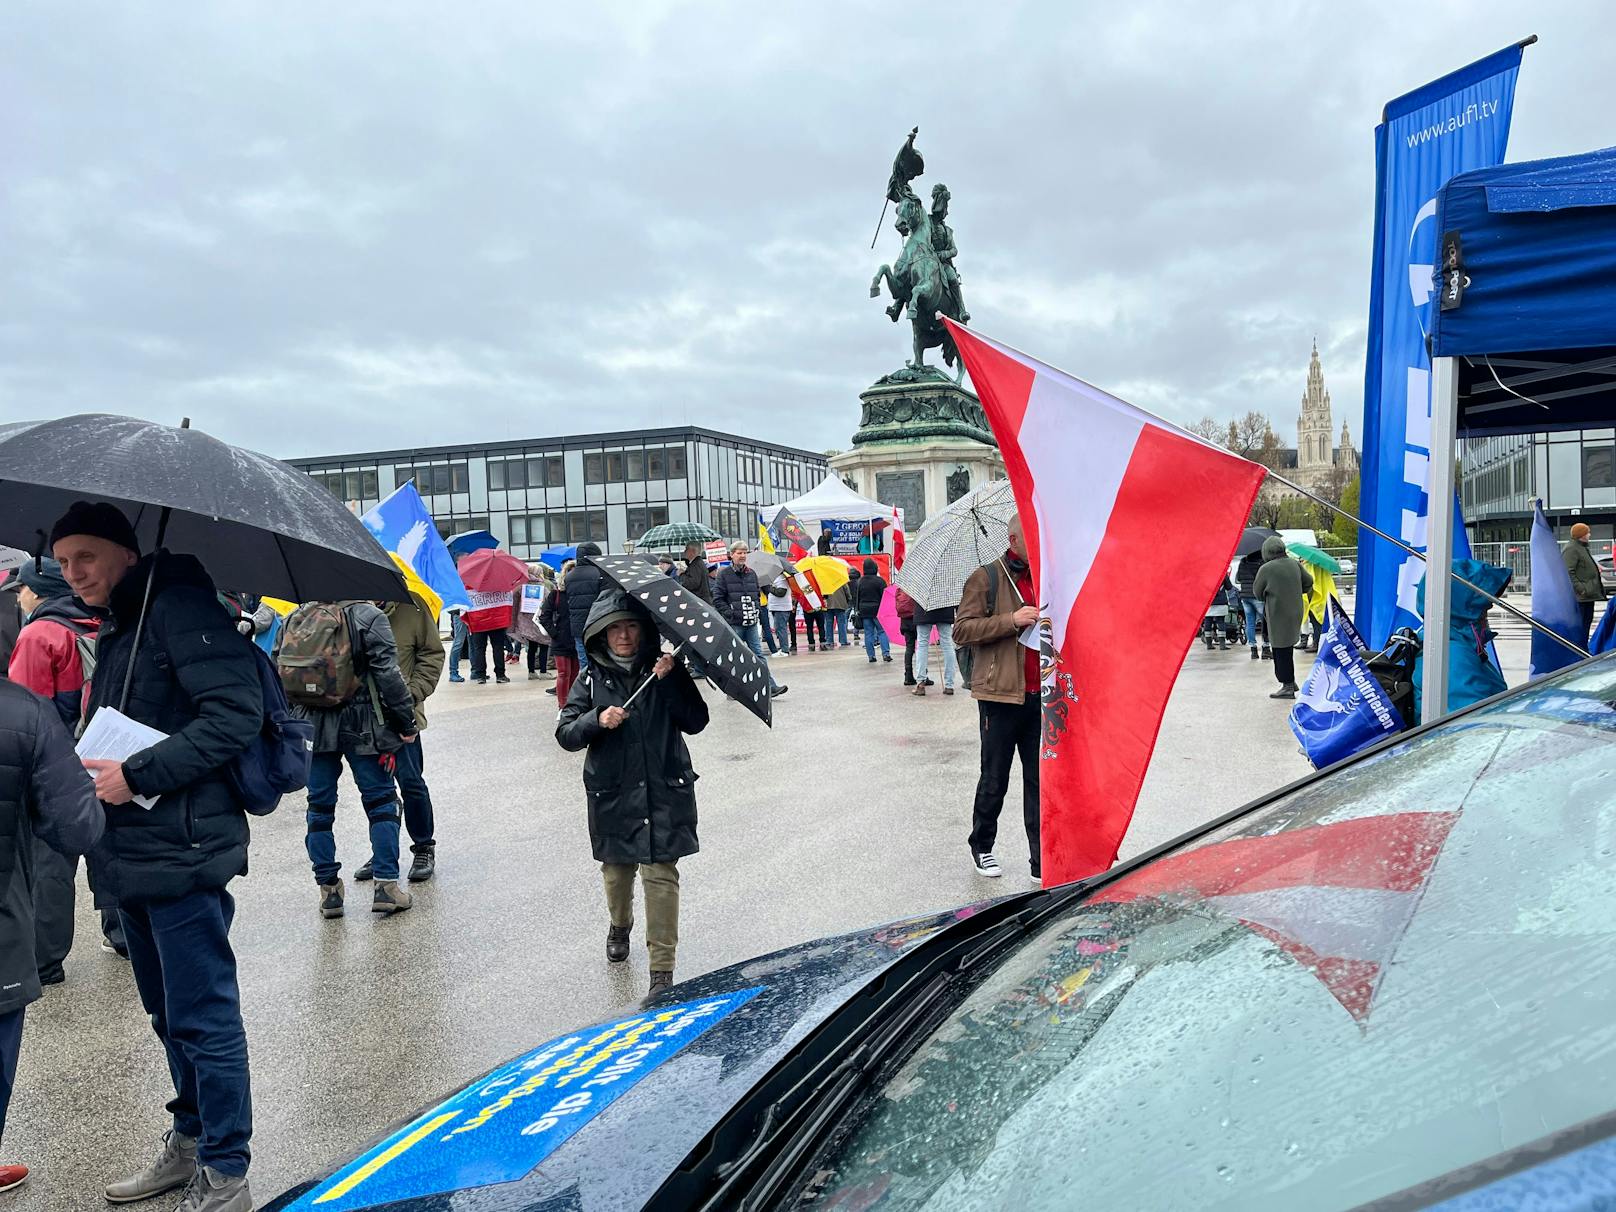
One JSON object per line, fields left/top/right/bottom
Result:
{"left": 1528, "top": 501, "right": 1585, "bottom": 676}
{"left": 1356, "top": 44, "right": 1526, "bottom": 647}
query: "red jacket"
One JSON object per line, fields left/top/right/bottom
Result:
{"left": 8, "top": 600, "right": 99, "bottom": 730}
{"left": 894, "top": 588, "right": 917, "bottom": 622}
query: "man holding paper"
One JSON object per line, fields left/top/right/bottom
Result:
{"left": 52, "top": 501, "right": 261, "bottom": 1212}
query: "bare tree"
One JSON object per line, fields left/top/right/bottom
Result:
{"left": 1186, "top": 416, "right": 1226, "bottom": 443}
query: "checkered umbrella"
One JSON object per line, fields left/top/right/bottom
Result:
{"left": 636, "top": 521, "right": 723, "bottom": 553}
{"left": 587, "top": 554, "right": 773, "bottom": 726}
{"left": 893, "top": 480, "right": 1019, "bottom": 610}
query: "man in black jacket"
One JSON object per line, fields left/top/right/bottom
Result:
{"left": 677, "top": 541, "right": 712, "bottom": 603}
{"left": 563, "top": 542, "right": 605, "bottom": 670}
{"left": 712, "top": 542, "right": 784, "bottom": 697}
{"left": 53, "top": 501, "right": 260, "bottom": 1212}
{"left": 556, "top": 591, "right": 709, "bottom": 996}
{"left": 0, "top": 678, "right": 104, "bottom": 1194}
{"left": 288, "top": 601, "right": 420, "bottom": 918}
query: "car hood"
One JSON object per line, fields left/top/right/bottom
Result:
{"left": 263, "top": 901, "right": 998, "bottom": 1212}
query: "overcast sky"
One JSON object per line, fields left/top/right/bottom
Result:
{"left": 4, "top": 3, "right": 1610, "bottom": 462}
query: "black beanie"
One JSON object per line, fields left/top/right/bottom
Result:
{"left": 48, "top": 501, "right": 140, "bottom": 554}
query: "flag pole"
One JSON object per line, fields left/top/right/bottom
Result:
{"left": 1263, "top": 468, "right": 1587, "bottom": 658}
{"left": 940, "top": 319, "right": 1588, "bottom": 659}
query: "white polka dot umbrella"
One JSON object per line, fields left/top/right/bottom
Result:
{"left": 586, "top": 554, "right": 774, "bottom": 726}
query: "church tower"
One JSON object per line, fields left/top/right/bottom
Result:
{"left": 1339, "top": 418, "right": 1359, "bottom": 474}
{"left": 1298, "top": 339, "right": 1334, "bottom": 476}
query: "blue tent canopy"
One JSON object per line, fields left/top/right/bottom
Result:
{"left": 1430, "top": 145, "right": 1616, "bottom": 435}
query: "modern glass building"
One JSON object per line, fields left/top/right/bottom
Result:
{"left": 288, "top": 426, "right": 828, "bottom": 558}
{"left": 1461, "top": 429, "right": 1616, "bottom": 543}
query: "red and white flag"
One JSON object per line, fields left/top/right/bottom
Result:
{"left": 945, "top": 319, "right": 1265, "bottom": 884}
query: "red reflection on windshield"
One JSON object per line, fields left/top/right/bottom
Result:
{"left": 1098, "top": 811, "right": 1459, "bottom": 1022}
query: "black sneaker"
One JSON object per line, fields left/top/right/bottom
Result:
{"left": 971, "top": 850, "right": 1002, "bottom": 878}
{"left": 408, "top": 849, "right": 435, "bottom": 882}
{"left": 771, "top": 685, "right": 789, "bottom": 697}
{"left": 606, "top": 925, "right": 630, "bottom": 963}
{"left": 353, "top": 858, "right": 374, "bottom": 882}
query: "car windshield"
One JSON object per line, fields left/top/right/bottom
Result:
{"left": 794, "top": 657, "right": 1616, "bottom": 1211}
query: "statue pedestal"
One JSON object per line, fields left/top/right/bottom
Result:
{"left": 828, "top": 369, "right": 1004, "bottom": 531}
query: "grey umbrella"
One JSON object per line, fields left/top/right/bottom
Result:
{"left": 0, "top": 414, "right": 405, "bottom": 602}
{"left": 893, "top": 480, "right": 1020, "bottom": 610}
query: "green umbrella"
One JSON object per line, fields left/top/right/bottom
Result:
{"left": 1286, "top": 542, "right": 1341, "bottom": 574}
{"left": 637, "top": 521, "right": 723, "bottom": 552}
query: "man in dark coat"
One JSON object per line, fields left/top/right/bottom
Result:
{"left": 564, "top": 542, "right": 606, "bottom": 670}
{"left": 1252, "top": 536, "right": 1313, "bottom": 699}
{"left": 0, "top": 578, "right": 20, "bottom": 674}
{"left": 677, "top": 541, "right": 712, "bottom": 603}
{"left": 712, "top": 542, "right": 784, "bottom": 696}
{"left": 556, "top": 591, "right": 709, "bottom": 996}
{"left": 286, "top": 602, "right": 420, "bottom": 917}
{"left": 0, "top": 678, "right": 104, "bottom": 1193}
{"left": 540, "top": 571, "right": 576, "bottom": 701}
{"left": 1564, "top": 522, "right": 1607, "bottom": 643}
{"left": 7, "top": 557, "right": 119, "bottom": 980}
{"left": 54, "top": 501, "right": 260, "bottom": 1211}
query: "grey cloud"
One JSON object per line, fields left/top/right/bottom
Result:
{"left": 2, "top": 2, "right": 1608, "bottom": 461}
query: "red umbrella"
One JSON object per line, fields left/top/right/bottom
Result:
{"left": 456, "top": 547, "right": 529, "bottom": 595}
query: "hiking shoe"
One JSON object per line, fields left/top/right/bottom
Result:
{"left": 317, "top": 880, "right": 344, "bottom": 919}
{"left": 105, "top": 1130, "right": 196, "bottom": 1203}
{"left": 372, "top": 881, "right": 413, "bottom": 915}
{"left": 545, "top": 686, "right": 557, "bottom": 695}
{"left": 943, "top": 687, "right": 955, "bottom": 696}
{"left": 408, "top": 849, "right": 435, "bottom": 882}
{"left": 471, "top": 677, "right": 488, "bottom": 685}
{"left": 971, "top": 851, "right": 1002, "bottom": 878}
{"left": 353, "top": 858, "right": 374, "bottom": 882}
{"left": 1269, "top": 685, "right": 1297, "bottom": 700}
{"left": 771, "top": 685, "right": 788, "bottom": 697}
{"left": 882, "top": 655, "right": 893, "bottom": 663}
{"left": 648, "top": 970, "right": 674, "bottom": 996}
{"left": 495, "top": 675, "right": 510, "bottom": 684}
{"left": 448, "top": 672, "right": 464, "bottom": 683}
{"left": 528, "top": 671, "right": 542, "bottom": 680}
{"left": 912, "top": 685, "right": 926, "bottom": 697}
{"left": 606, "top": 925, "right": 631, "bottom": 963}
{"left": 1261, "top": 646, "right": 1272, "bottom": 660}
{"left": 173, "top": 1165, "right": 253, "bottom": 1212}
{"left": 1249, "top": 646, "right": 1259, "bottom": 660}
{"left": 0, "top": 1165, "right": 27, "bottom": 1193}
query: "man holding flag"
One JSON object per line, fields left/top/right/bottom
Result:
{"left": 945, "top": 319, "right": 1265, "bottom": 886}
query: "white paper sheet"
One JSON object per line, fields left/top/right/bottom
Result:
{"left": 77, "top": 707, "right": 169, "bottom": 810}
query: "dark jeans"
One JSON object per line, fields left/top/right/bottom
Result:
{"left": 1273, "top": 646, "right": 1296, "bottom": 686}
{"left": 448, "top": 616, "right": 469, "bottom": 675}
{"left": 970, "top": 693, "right": 1042, "bottom": 873}
{"left": 806, "top": 612, "right": 830, "bottom": 647}
{"left": 305, "top": 747, "right": 403, "bottom": 884}
{"left": 394, "top": 735, "right": 435, "bottom": 851}
{"left": 828, "top": 608, "right": 849, "bottom": 645}
{"left": 526, "top": 641, "right": 549, "bottom": 674}
{"left": 759, "top": 608, "right": 778, "bottom": 653}
{"left": 469, "top": 630, "right": 507, "bottom": 681}
{"left": 120, "top": 888, "right": 252, "bottom": 1177}
{"left": 1580, "top": 599, "right": 1596, "bottom": 644}
{"left": 0, "top": 1006, "right": 21, "bottom": 1144}
{"left": 902, "top": 622, "right": 917, "bottom": 681}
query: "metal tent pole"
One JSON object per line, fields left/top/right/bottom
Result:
{"left": 1423, "top": 357, "right": 1461, "bottom": 722}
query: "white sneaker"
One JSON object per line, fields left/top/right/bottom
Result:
{"left": 971, "top": 851, "right": 1002, "bottom": 878}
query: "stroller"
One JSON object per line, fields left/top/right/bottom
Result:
{"left": 1365, "top": 627, "right": 1421, "bottom": 731}
{"left": 1201, "top": 579, "right": 1238, "bottom": 651}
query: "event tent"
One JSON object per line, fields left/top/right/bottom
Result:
{"left": 777, "top": 473, "right": 902, "bottom": 529}
{"left": 1423, "top": 144, "right": 1616, "bottom": 718}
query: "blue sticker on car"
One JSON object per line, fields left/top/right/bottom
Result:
{"left": 284, "top": 986, "right": 764, "bottom": 1210}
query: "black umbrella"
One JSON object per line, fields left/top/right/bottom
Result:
{"left": 1235, "top": 526, "right": 1280, "bottom": 559}
{"left": 0, "top": 414, "right": 405, "bottom": 602}
{"left": 588, "top": 554, "right": 772, "bottom": 727}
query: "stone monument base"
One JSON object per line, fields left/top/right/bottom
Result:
{"left": 828, "top": 369, "right": 1004, "bottom": 531}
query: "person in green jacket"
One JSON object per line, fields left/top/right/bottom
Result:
{"left": 1251, "top": 536, "right": 1313, "bottom": 700}
{"left": 1562, "top": 522, "right": 1607, "bottom": 643}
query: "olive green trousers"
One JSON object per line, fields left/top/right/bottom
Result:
{"left": 601, "top": 861, "right": 680, "bottom": 972}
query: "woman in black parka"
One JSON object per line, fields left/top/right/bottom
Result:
{"left": 556, "top": 590, "right": 708, "bottom": 995}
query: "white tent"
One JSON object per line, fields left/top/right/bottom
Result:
{"left": 776, "top": 473, "right": 900, "bottom": 529}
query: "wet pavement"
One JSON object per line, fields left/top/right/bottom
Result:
{"left": 10, "top": 627, "right": 1503, "bottom": 1210}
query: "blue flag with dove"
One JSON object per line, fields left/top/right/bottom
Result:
{"left": 1290, "top": 598, "right": 1404, "bottom": 769}
{"left": 361, "top": 483, "right": 470, "bottom": 613}
{"left": 1529, "top": 501, "right": 1585, "bottom": 678}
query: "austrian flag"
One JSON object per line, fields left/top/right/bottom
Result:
{"left": 944, "top": 320, "right": 1266, "bottom": 884}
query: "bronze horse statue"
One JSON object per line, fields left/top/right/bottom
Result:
{"left": 870, "top": 194, "right": 965, "bottom": 379}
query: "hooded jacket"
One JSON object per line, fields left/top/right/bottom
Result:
{"left": 9, "top": 596, "right": 100, "bottom": 730}
{"left": 84, "top": 552, "right": 263, "bottom": 907}
{"left": 0, "top": 679, "right": 104, "bottom": 1015}
{"left": 678, "top": 555, "right": 713, "bottom": 603}
{"left": 555, "top": 591, "right": 709, "bottom": 865}
{"left": 1251, "top": 536, "right": 1313, "bottom": 648}
{"left": 564, "top": 544, "right": 606, "bottom": 640}
{"left": 1414, "top": 559, "right": 1511, "bottom": 715}
{"left": 854, "top": 559, "right": 887, "bottom": 616}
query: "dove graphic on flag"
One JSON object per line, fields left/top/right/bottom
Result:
{"left": 362, "top": 483, "right": 470, "bottom": 613}
{"left": 1289, "top": 598, "right": 1403, "bottom": 769}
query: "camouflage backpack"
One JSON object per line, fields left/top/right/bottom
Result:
{"left": 276, "top": 602, "right": 362, "bottom": 708}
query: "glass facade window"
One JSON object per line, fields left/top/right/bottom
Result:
{"left": 626, "top": 505, "right": 670, "bottom": 539}
{"left": 584, "top": 453, "right": 606, "bottom": 484}
{"left": 568, "top": 511, "right": 608, "bottom": 542}
{"left": 432, "top": 514, "right": 489, "bottom": 540}
{"left": 308, "top": 470, "right": 379, "bottom": 500}
{"left": 489, "top": 457, "right": 563, "bottom": 491}
{"left": 739, "top": 453, "right": 763, "bottom": 486}
{"left": 398, "top": 462, "right": 470, "bottom": 495}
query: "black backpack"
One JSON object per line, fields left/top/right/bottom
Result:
{"left": 224, "top": 642, "right": 315, "bottom": 816}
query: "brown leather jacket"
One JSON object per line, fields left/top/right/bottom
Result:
{"left": 953, "top": 558, "right": 1030, "bottom": 705}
